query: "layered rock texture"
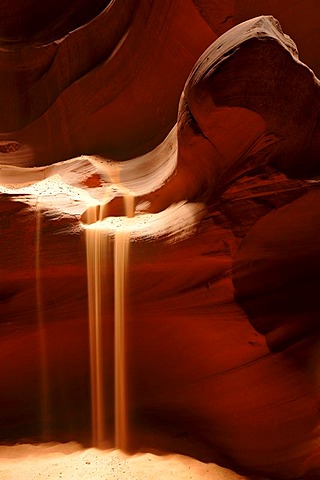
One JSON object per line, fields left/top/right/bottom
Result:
{"left": 0, "top": 3, "right": 319, "bottom": 480}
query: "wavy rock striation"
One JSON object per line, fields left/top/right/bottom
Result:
{"left": 0, "top": 6, "right": 319, "bottom": 480}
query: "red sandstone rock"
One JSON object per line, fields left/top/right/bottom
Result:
{"left": 112, "top": 16, "right": 319, "bottom": 216}
{"left": 0, "top": 8, "right": 320, "bottom": 480}
{"left": 235, "top": 0, "right": 320, "bottom": 78}
{"left": 1, "top": 1, "right": 319, "bottom": 168}
{"left": 0, "top": 0, "right": 217, "bottom": 165}
{"left": 233, "top": 189, "right": 320, "bottom": 351}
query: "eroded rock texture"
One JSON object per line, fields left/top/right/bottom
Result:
{"left": 0, "top": 4, "right": 320, "bottom": 480}
{"left": 0, "top": 0, "right": 217, "bottom": 164}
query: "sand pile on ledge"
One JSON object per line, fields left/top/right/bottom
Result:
{"left": 0, "top": 443, "right": 250, "bottom": 480}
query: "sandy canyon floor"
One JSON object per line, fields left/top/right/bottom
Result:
{"left": 0, "top": 442, "right": 252, "bottom": 480}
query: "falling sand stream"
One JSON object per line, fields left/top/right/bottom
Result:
{"left": 85, "top": 194, "right": 134, "bottom": 450}
{"left": 35, "top": 204, "right": 51, "bottom": 439}
{"left": 0, "top": 131, "right": 202, "bottom": 451}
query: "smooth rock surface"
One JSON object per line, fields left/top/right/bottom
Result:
{"left": 0, "top": 8, "right": 319, "bottom": 480}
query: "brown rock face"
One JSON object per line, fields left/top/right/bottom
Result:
{"left": 233, "top": 190, "right": 320, "bottom": 351}
{"left": 0, "top": 5, "right": 320, "bottom": 480}
{"left": 0, "top": 0, "right": 110, "bottom": 41}
{"left": 235, "top": 0, "right": 320, "bottom": 78}
{"left": 0, "top": 0, "right": 217, "bottom": 164}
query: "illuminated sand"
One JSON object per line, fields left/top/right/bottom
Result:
{"left": 85, "top": 223, "right": 131, "bottom": 450}
{"left": 0, "top": 443, "right": 250, "bottom": 480}
{"left": 113, "top": 229, "right": 130, "bottom": 450}
{"left": 86, "top": 227, "right": 108, "bottom": 449}
{"left": 0, "top": 126, "right": 204, "bottom": 241}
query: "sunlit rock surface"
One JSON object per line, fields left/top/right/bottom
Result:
{"left": 0, "top": 6, "right": 320, "bottom": 480}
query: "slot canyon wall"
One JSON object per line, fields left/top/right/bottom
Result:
{"left": 0, "top": 2, "right": 320, "bottom": 479}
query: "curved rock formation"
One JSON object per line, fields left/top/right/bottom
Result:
{"left": 1, "top": 1, "right": 319, "bottom": 167}
{"left": 0, "top": 0, "right": 217, "bottom": 165}
{"left": 0, "top": 7, "right": 320, "bottom": 480}
{"left": 233, "top": 190, "right": 320, "bottom": 351}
